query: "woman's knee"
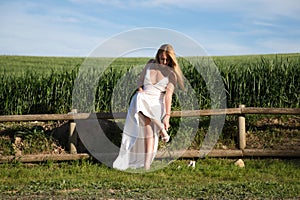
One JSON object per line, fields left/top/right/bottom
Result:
{"left": 144, "top": 117, "right": 151, "bottom": 125}
{"left": 139, "top": 112, "right": 151, "bottom": 125}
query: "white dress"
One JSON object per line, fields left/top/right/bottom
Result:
{"left": 113, "top": 64, "right": 173, "bottom": 170}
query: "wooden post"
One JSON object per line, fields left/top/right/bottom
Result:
{"left": 238, "top": 105, "right": 246, "bottom": 150}
{"left": 69, "top": 109, "right": 77, "bottom": 154}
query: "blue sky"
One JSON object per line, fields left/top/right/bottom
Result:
{"left": 0, "top": 0, "right": 300, "bottom": 56}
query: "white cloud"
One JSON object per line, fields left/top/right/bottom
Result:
{"left": 259, "top": 0, "right": 300, "bottom": 20}
{"left": 1, "top": 0, "right": 299, "bottom": 56}
{"left": 252, "top": 20, "right": 281, "bottom": 28}
{"left": 257, "top": 38, "right": 300, "bottom": 54}
{"left": 69, "top": 0, "right": 300, "bottom": 31}
{"left": 189, "top": 31, "right": 258, "bottom": 56}
{"left": 69, "top": 0, "right": 129, "bottom": 8}
{"left": 0, "top": 1, "right": 123, "bottom": 56}
{"left": 88, "top": 28, "right": 208, "bottom": 57}
{"left": 207, "top": 42, "right": 259, "bottom": 56}
{"left": 71, "top": 0, "right": 300, "bottom": 20}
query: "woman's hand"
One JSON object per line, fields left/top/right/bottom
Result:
{"left": 163, "top": 115, "right": 170, "bottom": 131}
{"left": 137, "top": 87, "right": 144, "bottom": 93}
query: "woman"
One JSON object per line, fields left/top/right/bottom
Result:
{"left": 113, "top": 44, "right": 184, "bottom": 170}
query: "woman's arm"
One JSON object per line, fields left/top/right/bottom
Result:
{"left": 137, "top": 67, "right": 146, "bottom": 92}
{"left": 163, "top": 88, "right": 173, "bottom": 131}
{"left": 163, "top": 71, "right": 177, "bottom": 131}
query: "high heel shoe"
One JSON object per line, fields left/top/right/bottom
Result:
{"left": 160, "top": 129, "right": 170, "bottom": 143}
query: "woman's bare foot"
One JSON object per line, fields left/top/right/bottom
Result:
{"left": 144, "top": 163, "right": 151, "bottom": 170}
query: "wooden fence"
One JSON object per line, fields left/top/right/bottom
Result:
{"left": 0, "top": 105, "right": 299, "bottom": 163}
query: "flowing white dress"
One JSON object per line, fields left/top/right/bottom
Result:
{"left": 113, "top": 63, "right": 174, "bottom": 170}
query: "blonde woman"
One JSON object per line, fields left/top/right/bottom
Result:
{"left": 113, "top": 44, "right": 184, "bottom": 170}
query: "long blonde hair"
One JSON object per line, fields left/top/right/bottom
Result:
{"left": 155, "top": 44, "right": 184, "bottom": 90}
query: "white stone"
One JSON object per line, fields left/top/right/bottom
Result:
{"left": 188, "top": 160, "right": 196, "bottom": 168}
{"left": 234, "top": 159, "right": 245, "bottom": 168}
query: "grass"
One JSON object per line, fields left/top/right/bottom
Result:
{"left": 245, "top": 115, "right": 300, "bottom": 150}
{"left": 0, "top": 54, "right": 299, "bottom": 199}
{"left": 0, "top": 55, "right": 83, "bottom": 76}
{"left": 0, "top": 121, "right": 68, "bottom": 156}
{"left": 1, "top": 115, "right": 299, "bottom": 157}
{"left": 0, "top": 158, "right": 299, "bottom": 199}
{"left": 1, "top": 54, "right": 299, "bottom": 115}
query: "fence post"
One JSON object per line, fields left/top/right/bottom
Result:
{"left": 69, "top": 109, "right": 77, "bottom": 154}
{"left": 238, "top": 104, "right": 246, "bottom": 150}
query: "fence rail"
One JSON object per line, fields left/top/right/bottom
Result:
{"left": 0, "top": 105, "right": 299, "bottom": 162}
{"left": 1, "top": 107, "right": 299, "bottom": 122}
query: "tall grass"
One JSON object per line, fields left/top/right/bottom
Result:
{"left": 0, "top": 69, "right": 77, "bottom": 114}
{"left": 216, "top": 54, "right": 300, "bottom": 108}
{"left": 0, "top": 54, "right": 299, "bottom": 115}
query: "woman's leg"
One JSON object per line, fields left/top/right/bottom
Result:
{"left": 139, "top": 113, "right": 169, "bottom": 170}
{"left": 141, "top": 114, "right": 154, "bottom": 170}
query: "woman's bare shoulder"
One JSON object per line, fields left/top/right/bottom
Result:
{"left": 168, "top": 67, "right": 176, "bottom": 74}
{"left": 167, "top": 68, "right": 177, "bottom": 80}
{"left": 172, "top": 70, "right": 177, "bottom": 77}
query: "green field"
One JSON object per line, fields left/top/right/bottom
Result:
{"left": 0, "top": 54, "right": 299, "bottom": 115}
{"left": 0, "top": 54, "right": 300, "bottom": 199}
{"left": 1, "top": 53, "right": 299, "bottom": 153}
